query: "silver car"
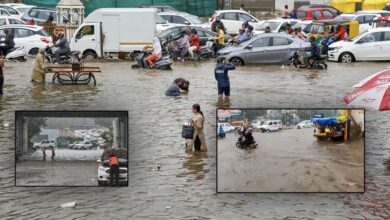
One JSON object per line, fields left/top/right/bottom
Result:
{"left": 217, "top": 33, "right": 310, "bottom": 65}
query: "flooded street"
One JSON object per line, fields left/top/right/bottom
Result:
{"left": 218, "top": 129, "right": 364, "bottom": 192}
{"left": 0, "top": 59, "right": 390, "bottom": 219}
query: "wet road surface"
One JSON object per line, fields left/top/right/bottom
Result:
{"left": 0, "top": 59, "right": 389, "bottom": 219}
{"left": 16, "top": 161, "right": 97, "bottom": 186}
{"left": 218, "top": 129, "right": 364, "bottom": 192}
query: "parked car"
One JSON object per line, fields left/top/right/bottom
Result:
{"left": 68, "top": 141, "right": 82, "bottom": 149}
{"left": 373, "top": 16, "right": 390, "bottom": 28}
{"left": 336, "top": 13, "right": 379, "bottom": 32}
{"left": 218, "top": 123, "right": 235, "bottom": 132}
{"left": 296, "top": 8, "right": 336, "bottom": 21}
{"left": 299, "top": 4, "right": 341, "bottom": 16}
{"left": 259, "top": 120, "right": 283, "bottom": 132}
{"left": 0, "top": 16, "right": 25, "bottom": 26}
{"left": 0, "top": 4, "right": 21, "bottom": 19}
{"left": 33, "top": 140, "right": 56, "bottom": 150}
{"left": 139, "top": 4, "right": 178, "bottom": 13}
{"left": 0, "top": 25, "right": 52, "bottom": 54}
{"left": 209, "top": 10, "right": 263, "bottom": 35}
{"left": 254, "top": 19, "right": 298, "bottom": 35}
{"left": 156, "top": 15, "right": 181, "bottom": 33}
{"left": 11, "top": 4, "right": 35, "bottom": 16}
{"left": 158, "top": 25, "right": 218, "bottom": 47}
{"left": 97, "top": 158, "right": 128, "bottom": 186}
{"left": 74, "top": 141, "right": 93, "bottom": 150}
{"left": 0, "top": 8, "right": 12, "bottom": 17}
{"left": 158, "top": 12, "right": 210, "bottom": 29}
{"left": 216, "top": 33, "right": 310, "bottom": 66}
{"left": 296, "top": 120, "right": 314, "bottom": 129}
{"left": 328, "top": 28, "right": 390, "bottom": 62}
{"left": 356, "top": 10, "right": 390, "bottom": 17}
{"left": 21, "top": 7, "right": 70, "bottom": 25}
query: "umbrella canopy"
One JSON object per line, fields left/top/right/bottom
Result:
{"left": 344, "top": 69, "right": 390, "bottom": 110}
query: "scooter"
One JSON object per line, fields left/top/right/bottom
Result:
{"left": 0, "top": 42, "right": 27, "bottom": 62}
{"left": 131, "top": 50, "right": 172, "bottom": 70}
{"left": 287, "top": 48, "right": 327, "bottom": 70}
{"left": 236, "top": 136, "right": 257, "bottom": 149}
{"left": 45, "top": 45, "right": 81, "bottom": 64}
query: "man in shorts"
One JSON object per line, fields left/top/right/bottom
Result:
{"left": 214, "top": 57, "right": 235, "bottom": 104}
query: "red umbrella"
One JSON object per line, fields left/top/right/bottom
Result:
{"left": 344, "top": 69, "right": 390, "bottom": 111}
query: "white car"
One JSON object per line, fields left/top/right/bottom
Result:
{"left": 328, "top": 28, "right": 390, "bottom": 62}
{"left": 209, "top": 10, "right": 263, "bottom": 35}
{"left": 0, "top": 4, "right": 21, "bottom": 19}
{"left": 33, "top": 140, "right": 56, "bottom": 150}
{"left": 254, "top": 19, "right": 298, "bottom": 35}
{"left": 218, "top": 123, "right": 235, "bottom": 132}
{"left": 0, "top": 25, "right": 52, "bottom": 54}
{"left": 0, "top": 16, "right": 25, "bottom": 26}
{"left": 74, "top": 141, "right": 93, "bottom": 150}
{"left": 336, "top": 13, "right": 379, "bottom": 33}
{"left": 97, "top": 158, "right": 128, "bottom": 186}
{"left": 260, "top": 120, "right": 283, "bottom": 132}
{"left": 68, "top": 141, "right": 82, "bottom": 149}
{"left": 10, "top": 4, "right": 35, "bottom": 16}
{"left": 356, "top": 10, "right": 390, "bottom": 17}
{"left": 296, "top": 120, "right": 313, "bottom": 129}
{"left": 156, "top": 15, "right": 182, "bottom": 33}
{"left": 158, "top": 12, "right": 210, "bottom": 29}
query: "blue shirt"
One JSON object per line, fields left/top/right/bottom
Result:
{"left": 239, "top": 32, "right": 249, "bottom": 42}
{"left": 214, "top": 63, "right": 236, "bottom": 88}
{"left": 310, "top": 43, "right": 319, "bottom": 57}
{"left": 165, "top": 83, "right": 181, "bottom": 96}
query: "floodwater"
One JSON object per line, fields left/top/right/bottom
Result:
{"left": 0, "top": 59, "right": 389, "bottom": 219}
{"left": 218, "top": 129, "right": 364, "bottom": 192}
{"left": 16, "top": 161, "right": 97, "bottom": 186}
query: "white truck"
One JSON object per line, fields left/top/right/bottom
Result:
{"left": 70, "top": 8, "right": 157, "bottom": 59}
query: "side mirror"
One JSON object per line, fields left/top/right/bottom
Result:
{"left": 246, "top": 44, "right": 253, "bottom": 50}
{"left": 184, "top": 21, "right": 190, "bottom": 25}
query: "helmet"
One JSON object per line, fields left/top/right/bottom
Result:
{"left": 217, "top": 57, "right": 226, "bottom": 64}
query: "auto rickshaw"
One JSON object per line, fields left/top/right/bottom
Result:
{"left": 309, "top": 19, "right": 360, "bottom": 44}
{"left": 312, "top": 116, "right": 350, "bottom": 141}
{"left": 373, "top": 16, "right": 390, "bottom": 28}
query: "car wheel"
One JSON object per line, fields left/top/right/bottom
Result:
{"left": 81, "top": 147, "right": 85, "bottom": 150}
{"left": 29, "top": 47, "right": 39, "bottom": 55}
{"left": 230, "top": 57, "right": 244, "bottom": 66}
{"left": 339, "top": 52, "right": 354, "bottom": 63}
{"left": 82, "top": 50, "right": 97, "bottom": 61}
{"left": 98, "top": 181, "right": 103, "bottom": 186}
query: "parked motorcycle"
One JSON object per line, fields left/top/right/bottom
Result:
{"left": 45, "top": 45, "right": 81, "bottom": 64}
{"left": 0, "top": 42, "right": 27, "bottom": 62}
{"left": 287, "top": 49, "right": 327, "bottom": 70}
{"left": 131, "top": 50, "right": 172, "bottom": 70}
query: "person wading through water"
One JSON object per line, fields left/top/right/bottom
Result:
{"left": 42, "top": 149, "right": 46, "bottom": 163}
{"left": 109, "top": 154, "right": 120, "bottom": 186}
{"left": 188, "top": 104, "right": 207, "bottom": 152}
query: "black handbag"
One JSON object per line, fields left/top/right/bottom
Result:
{"left": 182, "top": 125, "right": 195, "bottom": 139}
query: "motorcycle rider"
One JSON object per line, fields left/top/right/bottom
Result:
{"left": 333, "top": 24, "right": 346, "bottom": 41}
{"left": 293, "top": 27, "right": 305, "bottom": 40}
{"left": 176, "top": 30, "right": 190, "bottom": 61}
{"left": 211, "top": 16, "right": 226, "bottom": 33}
{"left": 218, "top": 126, "right": 225, "bottom": 138}
{"left": 0, "top": 29, "right": 15, "bottom": 57}
{"left": 242, "top": 21, "right": 253, "bottom": 33}
{"left": 53, "top": 31, "right": 70, "bottom": 64}
{"left": 145, "top": 37, "right": 162, "bottom": 68}
{"left": 188, "top": 29, "right": 200, "bottom": 60}
{"left": 307, "top": 37, "right": 321, "bottom": 68}
{"left": 243, "top": 128, "right": 255, "bottom": 147}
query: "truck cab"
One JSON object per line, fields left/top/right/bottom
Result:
{"left": 71, "top": 23, "right": 101, "bottom": 59}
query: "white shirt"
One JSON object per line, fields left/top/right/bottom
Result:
{"left": 152, "top": 38, "right": 162, "bottom": 56}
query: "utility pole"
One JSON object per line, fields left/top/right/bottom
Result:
{"left": 344, "top": 109, "right": 349, "bottom": 142}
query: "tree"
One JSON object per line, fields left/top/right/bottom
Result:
{"left": 100, "top": 127, "right": 113, "bottom": 146}
{"left": 27, "top": 118, "right": 47, "bottom": 147}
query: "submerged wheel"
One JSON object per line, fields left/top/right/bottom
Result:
{"left": 339, "top": 52, "right": 354, "bottom": 63}
{"left": 230, "top": 57, "right": 244, "bottom": 66}
{"left": 83, "top": 50, "right": 97, "bottom": 61}
{"left": 29, "top": 47, "right": 39, "bottom": 55}
{"left": 316, "top": 63, "right": 327, "bottom": 70}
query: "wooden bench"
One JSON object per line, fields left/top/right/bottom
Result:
{"left": 45, "top": 65, "right": 101, "bottom": 85}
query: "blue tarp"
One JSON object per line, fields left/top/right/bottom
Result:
{"left": 312, "top": 117, "right": 338, "bottom": 126}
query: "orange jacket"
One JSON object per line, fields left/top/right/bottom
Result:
{"left": 109, "top": 156, "right": 119, "bottom": 166}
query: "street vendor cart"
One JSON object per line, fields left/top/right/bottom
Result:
{"left": 45, "top": 65, "right": 101, "bottom": 85}
{"left": 312, "top": 116, "right": 351, "bottom": 141}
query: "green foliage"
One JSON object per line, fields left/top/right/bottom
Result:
{"left": 27, "top": 118, "right": 47, "bottom": 145}
{"left": 100, "top": 127, "right": 113, "bottom": 146}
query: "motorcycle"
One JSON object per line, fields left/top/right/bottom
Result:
{"left": 217, "top": 132, "right": 226, "bottom": 139}
{"left": 287, "top": 48, "right": 327, "bottom": 70}
{"left": 45, "top": 45, "right": 81, "bottom": 64}
{"left": 236, "top": 136, "right": 257, "bottom": 149}
{"left": 131, "top": 49, "right": 172, "bottom": 70}
{"left": 163, "top": 36, "right": 214, "bottom": 61}
{"left": 0, "top": 41, "right": 27, "bottom": 62}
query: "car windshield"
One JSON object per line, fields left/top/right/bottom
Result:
{"left": 184, "top": 14, "right": 202, "bottom": 24}
{"left": 156, "top": 15, "right": 166, "bottom": 24}
{"left": 347, "top": 30, "right": 369, "bottom": 41}
{"left": 336, "top": 15, "right": 354, "bottom": 21}
{"left": 259, "top": 21, "right": 280, "bottom": 31}
{"left": 37, "top": 29, "right": 49, "bottom": 37}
